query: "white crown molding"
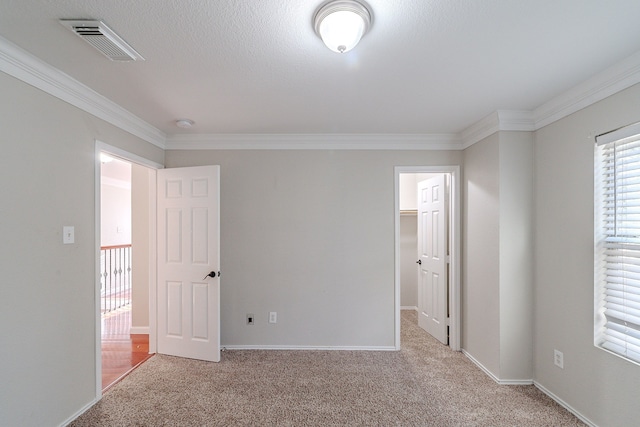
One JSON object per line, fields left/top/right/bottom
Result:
{"left": 165, "top": 133, "right": 463, "bottom": 150}
{"left": 461, "top": 49, "right": 640, "bottom": 148}
{"left": 498, "top": 110, "right": 536, "bottom": 131}
{"left": 0, "top": 35, "right": 166, "bottom": 149}
{"left": 533, "top": 49, "right": 640, "bottom": 130}
{"left": 461, "top": 110, "right": 536, "bottom": 149}
{"left": 460, "top": 111, "right": 501, "bottom": 148}
{"left": 3, "top": 29, "right": 640, "bottom": 152}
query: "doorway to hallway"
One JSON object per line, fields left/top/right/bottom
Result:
{"left": 100, "top": 153, "right": 137, "bottom": 390}
{"left": 98, "top": 146, "right": 157, "bottom": 392}
{"left": 101, "top": 306, "right": 152, "bottom": 391}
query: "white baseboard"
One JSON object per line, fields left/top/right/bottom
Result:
{"left": 462, "top": 349, "right": 533, "bottom": 385}
{"left": 401, "top": 306, "right": 418, "bottom": 311}
{"left": 129, "top": 326, "right": 149, "bottom": 335}
{"left": 462, "top": 350, "right": 596, "bottom": 424}
{"left": 59, "top": 397, "right": 99, "bottom": 427}
{"left": 222, "top": 345, "right": 397, "bottom": 351}
{"left": 534, "top": 381, "right": 598, "bottom": 427}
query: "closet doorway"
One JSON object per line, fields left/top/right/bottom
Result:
{"left": 395, "top": 167, "right": 460, "bottom": 351}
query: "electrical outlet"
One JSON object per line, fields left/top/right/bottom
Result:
{"left": 269, "top": 312, "right": 277, "bottom": 324}
{"left": 554, "top": 349, "right": 564, "bottom": 369}
{"left": 246, "top": 314, "right": 254, "bottom": 325}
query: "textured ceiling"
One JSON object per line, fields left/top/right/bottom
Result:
{"left": 2, "top": 0, "right": 640, "bottom": 136}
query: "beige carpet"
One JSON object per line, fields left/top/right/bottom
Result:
{"left": 71, "top": 311, "right": 583, "bottom": 426}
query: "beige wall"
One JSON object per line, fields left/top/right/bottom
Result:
{"left": 462, "top": 131, "right": 534, "bottom": 382}
{"left": 0, "top": 72, "right": 163, "bottom": 426}
{"left": 534, "top": 83, "right": 640, "bottom": 426}
{"left": 462, "top": 133, "right": 501, "bottom": 375}
{"left": 499, "top": 131, "right": 534, "bottom": 380}
{"left": 165, "top": 149, "right": 462, "bottom": 348}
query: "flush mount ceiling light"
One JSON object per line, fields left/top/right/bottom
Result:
{"left": 175, "top": 119, "right": 195, "bottom": 129}
{"left": 313, "top": 0, "right": 372, "bottom": 53}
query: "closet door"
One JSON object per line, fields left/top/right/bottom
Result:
{"left": 417, "top": 175, "right": 448, "bottom": 345}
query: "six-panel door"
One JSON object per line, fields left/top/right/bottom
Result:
{"left": 157, "top": 165, "right": 220, "bottom": 362}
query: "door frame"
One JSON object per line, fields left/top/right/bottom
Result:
{"left": 94, "top": 140, "right": 163, "bottom": 399}
{"left": 394, "top": 166, "right": 461, "bottom": 351}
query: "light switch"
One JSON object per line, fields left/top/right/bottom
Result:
{"left": 63, "top": 226, "right": 75, "bottom": 244}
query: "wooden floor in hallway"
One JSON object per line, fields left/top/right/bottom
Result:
{"left": 102, "top": 306, "right": 153, "bottom": 392}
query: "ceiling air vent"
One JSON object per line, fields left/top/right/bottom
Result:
{"left": 59, "top": 20, "right": 144, "bottom": 61}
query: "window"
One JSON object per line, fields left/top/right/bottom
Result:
{"left": 595, "top": 122, "right": 640, "bottom": 365}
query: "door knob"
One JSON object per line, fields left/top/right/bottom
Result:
{"left": 203, "top": 271, "right": 217, "bottom": 280}
{"left": 416, "top": 260, "right": 422, "bottom": 265}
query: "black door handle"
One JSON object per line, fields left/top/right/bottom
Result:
{"left": 416, "top": 260, "right": 422, "bottom": 265}
{"left": 203, "top": 271, "right": 217, "bottom": 280}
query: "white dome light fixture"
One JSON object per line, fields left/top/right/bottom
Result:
{"left": 314, "top": 0, "right": 372, "bottom": 53}
{"left": 175, "top": 119, "right": 195, "bottom": 129}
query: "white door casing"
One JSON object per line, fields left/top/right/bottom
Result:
{"left": 95, "top": 141, "right": 163, "bottom": 399}
{"left": 417, "top": 175, "right": 448, "bottom": 344}
{"left": 157, "top": 165, "right": 220, "bottom": 362}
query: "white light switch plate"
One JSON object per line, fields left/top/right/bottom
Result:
{"left": 63, "top": 226, "right": 75, "bottom": 244}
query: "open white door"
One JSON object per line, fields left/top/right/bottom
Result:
{"left": 417, "top": 175, "right": 448, "bottom": 345}
{"left": 157, "top": 165, "right": 220, "bottom": 362}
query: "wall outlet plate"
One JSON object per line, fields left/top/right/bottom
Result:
{"left": 246, "top": 314, "right": 254, "bottom": 325}
{"left": 554, "top": 349, "right": 564, "bottom": 369}
{"left": 269, "top": 312, "right": 277, "bottom": 324}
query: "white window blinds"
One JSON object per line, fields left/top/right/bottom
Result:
{"left": 595, "top": 126, "right": 640, "bottom": 364}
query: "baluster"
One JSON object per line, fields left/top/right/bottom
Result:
{"left": 119, "top": 247, "right": 122, "bottom": 309}
{"left": 115, "top": 247, "right": 119, "bottom": 310}
{"left": 110, "top": 248, "right": 114, "bottom": 313}
{"left": 107, "top": 248, "right": 111, "bottom": 313}
{"left": 125, "top": 246, "right": 131, "bottom": 305}
{"left": 99, "top": 245, "right": 132, "bottom": 315}
{"left": 119, "top": 247, "right": 123, "bottom": 308}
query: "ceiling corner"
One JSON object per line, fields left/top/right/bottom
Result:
{"left": 0, "top": 35, "right": 166, "bottom": 149}
{"left": 533, "top": 49, "right": 640, "bottom": 130}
